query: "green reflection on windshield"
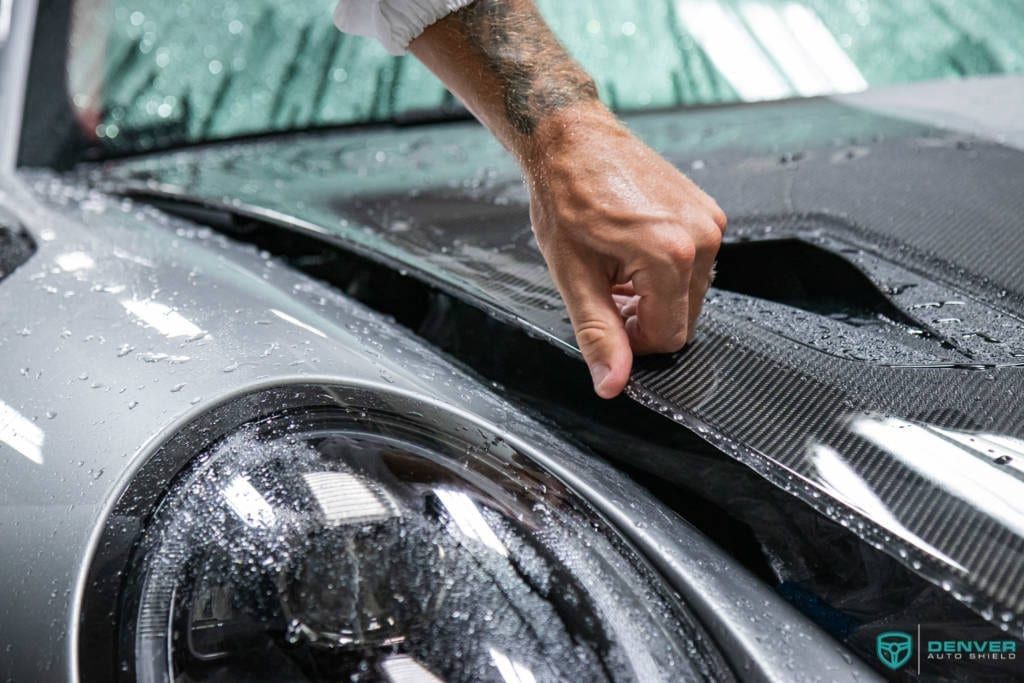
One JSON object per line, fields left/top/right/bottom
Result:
{"left": 69, "top": 0, "right": 1024, "bottom": 153}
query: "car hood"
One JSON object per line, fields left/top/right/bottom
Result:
{"left": 89, "top": 76, "right": 1024, "bottom": 633}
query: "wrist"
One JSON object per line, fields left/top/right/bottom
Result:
{"left": 515, "top": 100, "right": 624, "bottom": 172}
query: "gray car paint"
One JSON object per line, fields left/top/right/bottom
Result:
{"left": 836, "top": 73, "right": 1024, "bottom": 152}
{"left": 0, "top": 171, "right": 879, "bottom": 682}
{"left": 0, "top": 3, "right": 881, "bottom": 682}
{"left": 12, "top": 4, "right": 1023, "bottom": 683}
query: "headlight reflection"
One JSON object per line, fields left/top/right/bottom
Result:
{"left": 120, "top": 413, "right": 722, "bottom": 682}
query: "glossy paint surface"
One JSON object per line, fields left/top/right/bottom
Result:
{"left": 0, "top": 171, "right": 876, "bottom": 681}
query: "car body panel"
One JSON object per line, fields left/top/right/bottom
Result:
{"left": 89, "top": 77, "right": 1024, "bottom": 633}
{"left": 836, "top": 74, "right": 1024, "bottom": 152}
{"left": 0, "top": 3, "right": 882, "bottom": 679}
{"left": 0, "top": 0, "right": 1014, "bottom": 677}
{"left": 0, "top": 172, "right": 452, "bottom": 678}
{"left": 0, "top": 170, "right": 877, "bottom": 681}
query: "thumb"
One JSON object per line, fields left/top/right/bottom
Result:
{"left": 560, "top": 268, "right": 633, "bottom": 399}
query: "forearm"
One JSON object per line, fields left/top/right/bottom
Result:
{"left": 409, "top": 0, "right": 610, "bottom": 166}
{"left": 408, "top": 0, "right": 725, "bottom": 399}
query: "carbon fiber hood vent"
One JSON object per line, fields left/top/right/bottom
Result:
{"left": 89, "top": 94, "right": 1024, "bottom": 633}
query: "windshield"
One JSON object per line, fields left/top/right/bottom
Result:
{"left": 67, "top": 0, "right": 1024, "bottom": 156}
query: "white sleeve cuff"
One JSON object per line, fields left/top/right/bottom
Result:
{"left": 334, "top": 0, "right": 477, "bottom": 55}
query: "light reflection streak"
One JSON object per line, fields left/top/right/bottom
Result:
{"left": 380, "top": 654, "right": 444, "bottom": 683}
{"left": 932, "top": 428, "right": 1024, "bottom": 478}
{"left": 488, "top": 647, "right": 537, "bottom": 683}
{"left": 0, "top": 0, "right": 11, "bottom": 44}
{"left": 55, "top": 251, "right": 96, "bottom": 272}
{"left": 740, "top": 3, "right": 834, "bottom": 96}
{"left": 676, "top": 0, "right": 791, "bottom": 101}
{"left": 435, "top": 489, "right": 508, "bottom": 557}
{"left": 122, "top": 298, "right": 204, "bottom": 338}
{"left": 270, "top": 308, "right": 327, "bottom": 339}
{"left": 302, "top": 471, "right": 398, "bottom": 525}
{"left": 0, "top": 399, "right": 44, "bottom": 465}
{"left": 811, "top": 444, "right": 965, "bottom": 571}
{"left": 851, "top": 416, "right": 1024, "bottom": 539}
{"left": 111, "top": 248, "right": 155, "bottom": 268}
{"left": 222, "top": 475, "right": 276, "bottom": 528}
{"left": 782, "top": 3, "right": 867, "bottom": 93}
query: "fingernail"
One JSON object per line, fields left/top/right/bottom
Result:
{"left": 589, "top": 363, "right": 610, "bottom": 393}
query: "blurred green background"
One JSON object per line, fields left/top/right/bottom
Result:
{"left": 69, "top": 0, "right": 1024, "bottom": 151}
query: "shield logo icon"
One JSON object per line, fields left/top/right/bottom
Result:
{"left": 876, "top": 631, "right": 913, "bottom": 670}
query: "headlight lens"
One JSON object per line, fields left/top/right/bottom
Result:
{"left": 119, "top": 410, "right": 727, "bottom": 682}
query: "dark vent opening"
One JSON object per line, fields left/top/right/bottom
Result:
{"left": 714, "top": 238, "right": 917, "bottom": 327}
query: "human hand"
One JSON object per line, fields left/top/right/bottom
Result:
{"left": 523, "top": 103, "right": 726, "bottom": 399}
{"left": 408, "top": 2, "right": 724, "bottom": 399}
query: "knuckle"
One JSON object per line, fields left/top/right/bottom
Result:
{"left": 659, "top": 239, "right": 697, "bottom": 267}
{"left": 711, "top": 205, "right": 728, "bottom": 233}
{"left": 697, "top": 219, "right": 723, "bottom": 247}
{"left": 574, "top": 318, "right": 612, "bottom": 351}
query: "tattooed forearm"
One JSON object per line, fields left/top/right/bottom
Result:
{"left": 451, "top": 0, "right": 599, "bottom": 135}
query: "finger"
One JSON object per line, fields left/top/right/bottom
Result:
{"left": 626, "top": 290, "right": 689, "bottom": 354}
{"left": 620, "top": 298, "right": 639, "bottom": 318}
{"left": 709, "top": 199, "right": 728, "bottom": 235}
{"left": 612, "top": 281, "right": 636, "bottom": 296}
{"left": 558, "top": 264, "right": 633, "bottom": 398}
{"left": 613, "top": 293, "right": 640, "bottom": 318}
{"left": 627, "top": 249, "right": 693, "bottom": 354}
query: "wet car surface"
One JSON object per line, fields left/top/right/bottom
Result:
{"left": 2, "top": 173, "right": 872, "bottom": 681}
{"left": 92, "top": 83, "right": 1024, "bottom": 629}
{"left": 3, "top": 1, "right": 1024, "bottom": 681}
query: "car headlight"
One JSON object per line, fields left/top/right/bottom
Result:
{"left": 85, "top": 392, "right": 730, "bottom": 682}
